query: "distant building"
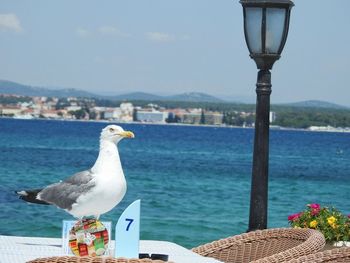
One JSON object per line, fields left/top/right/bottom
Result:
{"left": 90, "top": 107, "right": 106, "bottom": 120}
{"left": 269, "top": 111, "right": 276, "bottom": 123}
{"left": 66, "top": 106, "right": 82, "bottom": 112}
{"left": 119, "top": 102, "right": 134, "bottom": 122}
{"left": 59, "top": 109, "right": 74, "bottom": 119}
{"left": 136, "top": 110, "right": 168, "bottom": 123}
{"left": 20, "top": 102, "right": 32, "bottom": 110}
{"left": 182, "top": 113, "right": 201, "bottom": 124}
{"left": 181, "top": 110, "right": 223, "bottom": 125}
{"left": 40, "top": 110, "right": 60, "bottom": 119}
{"left": 92, "top": 107, "right": 106, "bottom": 112}
{"left": 180, "top": 108, "right": 201, "bottom": 124}
{"left": 103, "top": 108, "right": 122, "bottom": 120}
{"left": 0, "top": 106, "right": 22, "bottom": 116}
{"left": 67, "top": 97, "right": 77, "bottom": 102}
{"left": 101, "top": 103, "right": 134, "bottom": 122}
{"left": 204, "top": 112, "right": 223, "bottom": 125}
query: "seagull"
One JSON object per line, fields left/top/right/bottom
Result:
{"left": 16, "top": 124, "right": 134, "bottom": 219}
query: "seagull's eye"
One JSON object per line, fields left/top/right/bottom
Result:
{"left": 109, "top": 128, "right": 114, "bottom": 132}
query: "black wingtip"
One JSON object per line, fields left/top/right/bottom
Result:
{"left": 15, "top": 189, "right": 51, "bottom": 205}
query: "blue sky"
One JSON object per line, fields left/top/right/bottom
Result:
{"left": 1, "top": 0, "right": 350, "bottom": 106}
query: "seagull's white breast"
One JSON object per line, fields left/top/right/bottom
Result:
{"left": 68, "top": 141, "right": 127, "bottom": 218}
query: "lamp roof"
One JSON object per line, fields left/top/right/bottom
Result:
{"left": 240, "top": 0, "right": 294, "bottom": 8}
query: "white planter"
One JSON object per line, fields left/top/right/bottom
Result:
{"left": 333, "top": 241, "right": 350, "bottom": 247}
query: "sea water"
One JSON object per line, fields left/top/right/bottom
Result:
{"left": 0, "top": 118, "right": 349, "bottom": 248}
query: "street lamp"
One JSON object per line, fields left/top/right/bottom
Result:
{"left": 239, "top": 0, "right": 294, "bottom": 231}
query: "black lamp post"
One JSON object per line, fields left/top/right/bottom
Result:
{"left": 239, "top": 0, "right": 294, "bottom": 231}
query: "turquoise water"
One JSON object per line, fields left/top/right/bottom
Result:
{"left": 0, "top": 118, "right": 349, "bottom": 248}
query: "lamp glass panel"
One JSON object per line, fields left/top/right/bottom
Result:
{"left": 245, "top": 7, "right": 262, "bottom": 54}
{"left": 265, "top": 8, "right": 286, "bottom": 53}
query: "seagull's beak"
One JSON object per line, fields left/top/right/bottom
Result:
{"left": 119, "top": 131, "right": 135, "bottom": 138}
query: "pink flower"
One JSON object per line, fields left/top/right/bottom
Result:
{"left": 308, "top": 204, "right": 320, "bottom": 216}
{"left": 309, "top": 204, "right": 320, "bottom": 209}
{"left": 348, "top": 214, "right": 350, "bottom": 219}
{"left": 288, "top": 212, "right": 303, "bottom": 221}
{"left": 311, "top": 208, "right": 320, "bottom": 216}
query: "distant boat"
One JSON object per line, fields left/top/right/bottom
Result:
{"left": 13, "top": 114, "right": 34, "bottom": 119}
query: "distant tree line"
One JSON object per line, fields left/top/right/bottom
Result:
{"left": 94, "top": 99, "right": 257, "bottom": 112}
{"left": 223, "top": 112, "right": 255, "bottom": 126}
{"left": 271, "top": 108, "right": 350, "bottom": 128}
{"left": 0, "top": 95, "right": 31, "bottom": 104}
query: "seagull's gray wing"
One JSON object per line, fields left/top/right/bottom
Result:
{"left": 38, "top": 170, "right": 95, "bottom": 211}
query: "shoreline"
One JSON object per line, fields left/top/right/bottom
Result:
{"left": 1, "top": 116, "right": 350, "bottom": 134}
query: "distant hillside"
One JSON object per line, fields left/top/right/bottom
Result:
{"left": 0, "top": 80, "right": 98, "bottom": 98}
{"left": 0, "top": 80, "right": 225, "bottom": 103}
{"left": 110, "top": 92, "right": 164, "bottom": 101}
{"left": 282, "top": 100, "right": 348, "bottom": 109}
{"left": 1, "top": 80, "right": 348, "bottom": 108}
{"left": 166, "top": 92, "right": 224, "bottom": 103}
{"left": 111, "top": 91, "right": 223, "bottom": 103}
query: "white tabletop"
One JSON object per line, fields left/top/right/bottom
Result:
{"left": 0, "top": 235, "right": 223, "bottom": 263}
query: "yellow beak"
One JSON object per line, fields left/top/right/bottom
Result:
{"left": 119, "top": 131, "right": 135, "bottom": 138}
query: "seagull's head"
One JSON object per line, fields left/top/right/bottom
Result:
{"left": 100, "top": 125, "right": 135, "bottom": 143}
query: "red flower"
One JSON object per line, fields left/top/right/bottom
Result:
{"left": 288, "top": 212, "right": 303, "bottom": 221}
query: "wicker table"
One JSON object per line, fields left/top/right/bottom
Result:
{"left": 0, "top": 235, "right": 223, "bottom": 263}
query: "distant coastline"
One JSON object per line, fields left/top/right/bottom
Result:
{"left": 2, "top": 116, "right": 350, "bottom": 134}
{"left": 2, "top": 92, "right": 350, "bottom": 131}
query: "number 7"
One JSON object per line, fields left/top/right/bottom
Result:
{"left": 125, "top": 218, "right": 134, "bottom": 231}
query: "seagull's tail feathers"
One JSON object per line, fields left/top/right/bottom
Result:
{"left": 15, "top": 189, "right": 51, "bottom": 205}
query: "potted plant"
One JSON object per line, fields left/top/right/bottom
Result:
{"left": 288, "top": 204, "right": 350, "bottom": 247}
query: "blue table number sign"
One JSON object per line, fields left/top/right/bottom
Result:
{"left": 115, "top": 199, "right": 141, "bottom": 258}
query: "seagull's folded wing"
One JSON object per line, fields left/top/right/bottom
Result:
{"left": 38, "top": 170, "right": 96, "bottom": 211}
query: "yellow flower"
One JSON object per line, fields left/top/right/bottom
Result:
{"left": 309, "top": 220, "right": 318, "bottom": 228}
{"left": 327, "top": 216, "right": 337, "bottom": 226}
